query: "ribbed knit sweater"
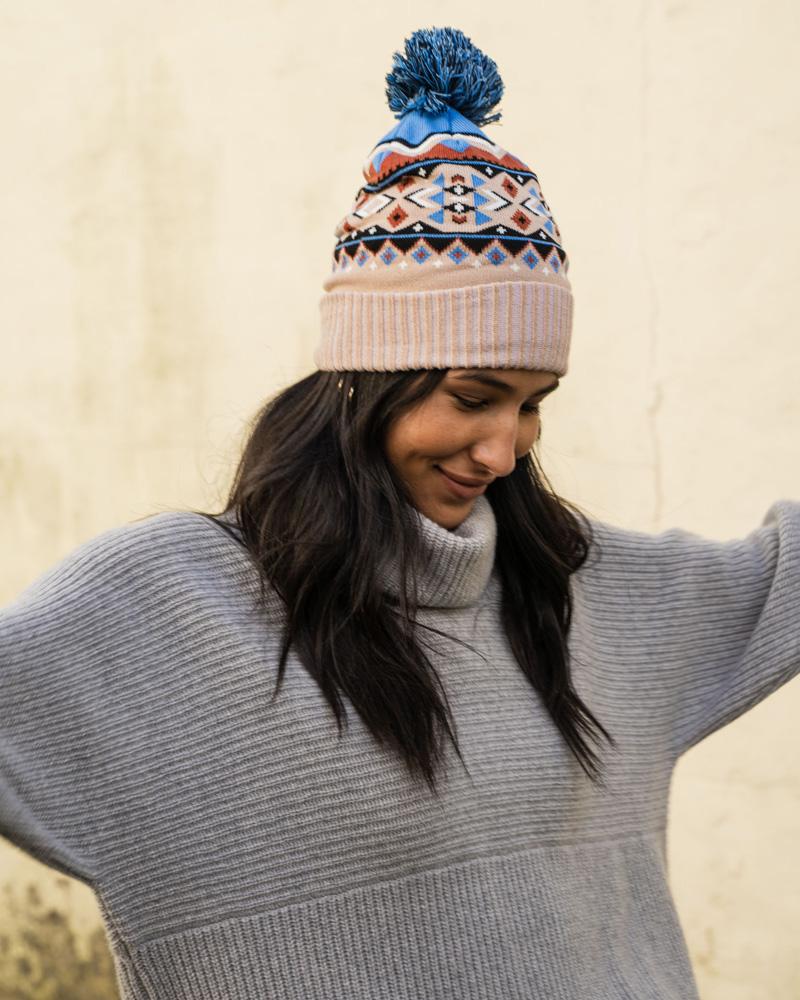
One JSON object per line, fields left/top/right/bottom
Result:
{"left": 1, "top": 494, "right": 798, "bottom": 999}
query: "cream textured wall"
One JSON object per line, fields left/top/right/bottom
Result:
{"left": 1, "top": 2, "right": 798, "bottom": 997}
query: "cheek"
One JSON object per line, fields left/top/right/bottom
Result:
{"left": 386, "top": 401, "right": 457, "bottom": 460}
{"left": 519, "top": 418, "right": 540, "bottom": 453}
{"left": 384, "top": 412, "right": 428, "bottom": 469}
{"left": 382, "top": 421, "right": 404, "bottom": 470}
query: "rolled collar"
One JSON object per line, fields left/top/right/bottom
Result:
{"left": 383, "top": 493, "right": 498, "bottom": 609}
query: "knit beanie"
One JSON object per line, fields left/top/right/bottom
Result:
{"left": 314, "top": 26, "right": 573, "bottom": 376}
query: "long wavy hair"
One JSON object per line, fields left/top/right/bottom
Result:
{"left": 192, "top": 368, "right": 616, "bottom": 795}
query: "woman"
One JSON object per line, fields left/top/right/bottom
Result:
{"left": 1, "top": 26, "right": 797, "bottom": 1000}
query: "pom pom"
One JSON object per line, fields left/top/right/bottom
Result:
{"left": 384, "top": 27, "right": 504, "bottom": 127}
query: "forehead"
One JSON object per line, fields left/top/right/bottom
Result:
{"left": 448, "top": 369, "right": 559, "bottom": 394}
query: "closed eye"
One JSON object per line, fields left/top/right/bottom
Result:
{"left": 452, "top": 394, "right": 541, "bottom": 415}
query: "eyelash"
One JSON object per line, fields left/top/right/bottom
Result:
{"left": 452, "top": 394, "right": 541, "bottom": 415}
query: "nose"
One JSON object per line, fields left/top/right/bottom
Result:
{"left": 468, "top": 419, "right": 520, "bottom": 479}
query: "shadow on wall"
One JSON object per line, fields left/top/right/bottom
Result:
{"left": 0, "top": 880, "right": 118, "bottom": 999}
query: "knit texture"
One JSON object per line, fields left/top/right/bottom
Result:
{"left": 1, "top": 496, "right": 798, "bottom": 999}
{"left": 315, "top": 33, "right": 573, "bottom": 374}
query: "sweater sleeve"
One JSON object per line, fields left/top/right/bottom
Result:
{"left": 579, "top": 500, "right": 800, "bottom": 762}
{"left": 0, "top": 517, "right": 176, "bottom": 883}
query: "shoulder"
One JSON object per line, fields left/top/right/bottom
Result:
{"left": 100, "top": 509, "right": 244, "bottom": 567}
{"left": 575, "top": 499, "right": 800, "bottom": 595}
{"left": 6, "top": 510, "right": 251, "bottom": 615}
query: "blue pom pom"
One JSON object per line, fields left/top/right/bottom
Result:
{"left": 384, "top": 27, "right": 504, "bottom": 127}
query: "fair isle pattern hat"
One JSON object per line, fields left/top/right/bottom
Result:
{"left": 315, "top": 27, "right": 573, "bottom": 376}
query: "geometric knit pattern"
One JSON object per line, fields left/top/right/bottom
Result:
{"left": 315, "top": 106, "right": 574, "bottom": 374}
{"left": 332, "top": 157, "right": 567, "bottom": 277}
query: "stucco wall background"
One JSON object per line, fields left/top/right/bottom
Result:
{"left": 1, "top": 2, "right": 798, "bottom": 997}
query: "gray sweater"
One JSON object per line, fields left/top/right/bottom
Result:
{"left": 1, "top": 494, "right": 798, "bottom": 999}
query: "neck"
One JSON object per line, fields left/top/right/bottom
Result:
{"left": 382, "top": 494, "right": 498, "bottom": 609}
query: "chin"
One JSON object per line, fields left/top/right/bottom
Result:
{"left": 419, "top": 496, "right": 474, "bottom": 531}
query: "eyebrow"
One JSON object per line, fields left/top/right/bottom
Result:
{"left": 452, "top": 373, "right": 560, "bottom": 398}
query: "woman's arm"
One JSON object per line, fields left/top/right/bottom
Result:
{"left": 0, "top": 517, "right": 176, "bottom": 883}
{"left": 574, "top": 500, "right": 800, "bottom": 762}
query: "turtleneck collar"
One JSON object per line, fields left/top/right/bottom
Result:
{"left": 217, "top": 495, "right": 499, "bottom": 611}
{"left": 383, "top": 493, "right": 498, "bottom": 609}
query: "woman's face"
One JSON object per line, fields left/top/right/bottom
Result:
{"left": 384, "top": 368, "right": 560, "bottom": 530}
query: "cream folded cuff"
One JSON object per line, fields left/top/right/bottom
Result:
{"left": 315, "top": 280, "right": 572, "bottom": 374}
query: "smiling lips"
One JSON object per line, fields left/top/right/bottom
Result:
{"left": 438, "top": 467, "right": 492, "bottom": 487}
{"left": 435, "top": 466, "right": 492, "bottom": 498}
